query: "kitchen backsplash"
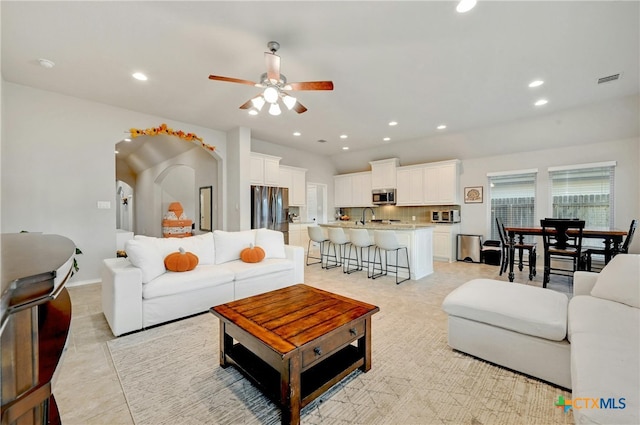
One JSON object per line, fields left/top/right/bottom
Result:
{"left": 339, "top": 205, "right": 460, "bottom": 222}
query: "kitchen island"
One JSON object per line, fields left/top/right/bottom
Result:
{"left": 319, "top": 222, "right": 434, "bottom": 280}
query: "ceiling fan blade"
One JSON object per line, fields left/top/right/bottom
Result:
{"left": 292, "top": 101, "right": 308, "bottom": 114}
{"left": 208, "top": 75, "right": 258, "bottom": 86}
{"left": 286, "top": 81, "right": 334, "bottom": 91}
{"left": 239, "top": 98, "right": 254, "bottom": 110}
{"left": 265, "top": 52, "right": 281, "bottom": 83}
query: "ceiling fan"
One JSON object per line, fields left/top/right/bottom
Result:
{"left": 208, "top": 41, "right": 334, "bottom": 115}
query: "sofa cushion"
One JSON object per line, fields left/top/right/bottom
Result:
{"left": 125, "top": 238, "right": 165, "bottom": 284}
{"left": 442, "top": 279, "right": 569, "bottom": 341}
{"left": 255, "top": 228, "right": 286, "bottom": 259}
{"left": 142, "top": 264, "right": 235, "bottom": 299}
{"left": 222, "top": 258, "right": 294, "bottom": 281}
{"left": 570, "top": 331, "right": 639, "bottom": 425}
{"left": 568, "top": 295, "right": 639, "bottom": 342}
{"left": 135, "top": 233, "right": 215, "bottom": 265}
{"left": 213, "top": 230, "right": 256, "bottom": 264}
{"left": 590, "top": 254, "right": 640, "bottom": 308}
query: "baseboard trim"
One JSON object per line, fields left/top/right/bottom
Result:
{"left": 67, "top": 278, "right": 101, "bottom": 287}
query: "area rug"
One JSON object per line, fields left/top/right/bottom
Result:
{"left": 107, "top": 273, "right": 573, "bottom": 425}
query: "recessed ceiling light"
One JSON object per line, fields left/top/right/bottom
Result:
{"left": 293, "top": 132, "right": 301, "bottom": 136}
{"left": 437, "top": 124, "right": 447, "bottom": 130}
{"left": 383, "top": 137, "right": 391, "bottom": 142}
{"left": 388, "top": 121, "right": 398, "bottom": 126}
{"left": 132, "top": 72, "right": 148, "bottom": 81}
{"left": 534, "top": 99, "right": 548, "bottom": 106}
{"left": 340, "top": 134, "right": 348, "bottom": 139}
{"left": 124, "top": 138, "right": 132, "bottom": 142}
{"left": 528, "top": 80, "right": 544, "bottom": 88}
{"left": 342, "top": 147, "right": 349, "bottom": 150}
{"left": 114, "top": 150, "right": 119, "bottom": 154}
{"left": 456, "top": 0, "right": 477, "bottom": 13}
{"left": 38, "top": 58, "right": 55, "bottom": 69}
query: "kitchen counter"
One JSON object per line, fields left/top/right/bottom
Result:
{"left": 320, "top": 222, "right": 435, "bottom": 231}
{"left": 319, "top": 222, "right": 434, "bottom": 280}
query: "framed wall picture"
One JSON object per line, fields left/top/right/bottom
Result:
{"left": 464, "top": 186, "right": 483, "bottom": 204}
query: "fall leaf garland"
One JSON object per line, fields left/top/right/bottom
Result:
{"left": 129, "top": 123, "right": 215, "bottom": 152}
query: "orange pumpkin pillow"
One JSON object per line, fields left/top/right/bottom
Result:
{"left": 164, "top": 247, "right": 199, "bottom": 272}
{"left": 240, "top": 244, "right": 265, "bottom": 263}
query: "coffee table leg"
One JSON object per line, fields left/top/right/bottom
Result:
{"left": 280, "top": 354, "right": 301, "bottom": 425}
{"left": 359, "top": 318, "right": 373, "bottom": 372}
{"left": 219, "top": 321, "right": 232, "bottom": 368}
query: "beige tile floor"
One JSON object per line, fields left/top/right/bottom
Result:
{"left": 54, "top": 259, "right": 572, "bottom": 425}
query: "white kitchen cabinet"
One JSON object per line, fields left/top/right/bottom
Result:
{"left": 288, "top": 223, "right": 311, "bottom": 252}
{"left": 250, "top": 153, "right": 281, "bottom": 186}
{"left": 423, "top": 160, "right": 460, "bottom": 205}
{"left": 433, "top": 224, "right": 460, "bottom": 262}
{"left": 279, "top": 165, "right": 307, "bottom": 206}
{"left": 334, "top": 172, "right": 373, "bottom": 207}
{"left": 396, "top": 166, "right": 425, "bottom": 206}
{"left": 369, "top": 158, "right": 399, "bottom": 189}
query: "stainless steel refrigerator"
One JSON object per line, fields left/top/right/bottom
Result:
{"left": 251, "top": 185, "right": 289, "bottom": 244}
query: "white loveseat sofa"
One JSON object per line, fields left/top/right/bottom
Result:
{"left": 102, "top": 229, "right": 304, "bottom": 336}
{"left": 443, "top": 254, "right": 639, "bottom": 424}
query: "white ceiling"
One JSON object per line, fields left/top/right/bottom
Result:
{"left": 2, "top": 1, "right": 639, "bottom": 158}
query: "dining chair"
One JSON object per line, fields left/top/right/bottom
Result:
{"left": 582, "top": 219, "right": 637, "bottom": 271}
{"left": 496, "top": 218, "right": 537, "bottom": 280}
{"left": 540, "top": 218, "right": 585, "bottom": 287}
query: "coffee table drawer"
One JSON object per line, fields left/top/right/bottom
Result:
{"left": 301, "top": 321, "right": 365, "bottom": 369}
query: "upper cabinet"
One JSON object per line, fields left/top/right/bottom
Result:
{"left": 279, "top": 165, "right": 307, "bottom": 206}
{"left": 251, "top": 153, "right": 281, "bottom": 186}
{"left": 423, "top": 160, "right": 460, "bottom": 205}
{"left": 334, "top": 172, "right": 373, "bottom": 207}
{"left": 369, "top": 158, "right": 400, "bottom": 189}
{"left": 396, "top": 159, "right": 460, "bottom": 206}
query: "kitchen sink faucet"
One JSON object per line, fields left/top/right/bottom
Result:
{"left": 361, "top": 207, "right": 375, "bottom": 225}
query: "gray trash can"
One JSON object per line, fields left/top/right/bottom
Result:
{"left": 457, "top": 234, "right": 483, "bottom": 263}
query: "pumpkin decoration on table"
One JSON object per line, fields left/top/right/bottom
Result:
{"left": 164, "top": 247, "right": 199, "bottom": 272}
{"left": 240, "top": 244, "right": 265, "bottom": 263}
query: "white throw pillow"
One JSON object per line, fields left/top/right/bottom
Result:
{"left": 590, "top": 254, "right": 640, "bottom": 308}
{"left": 255, "top": 228, "right": 287, "bottom": 259}
{"left": 125, "top": 239, "right": 165, "bottom": 283}
{"left": 213, "top": 230, "right": 256, "bottom": 264}
{"left": 134, "top": 233, "right": 215, "bottom": 265}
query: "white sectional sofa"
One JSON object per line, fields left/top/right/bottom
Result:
{"left": 102, "top": 229, "right": 304, "bottom": 336}
{"left": 443, "top": 254, "right": 639, "bottom": 425}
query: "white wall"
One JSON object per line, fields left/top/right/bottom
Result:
{"left": 1, "top": 82, "right": 227, "bottom": 283}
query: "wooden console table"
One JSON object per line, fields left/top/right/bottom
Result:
{"left": 1, "top": 233, "right": 76, "bottom": 425}
{"left": 211, "top": 284, "right": 379, "bottom": 425}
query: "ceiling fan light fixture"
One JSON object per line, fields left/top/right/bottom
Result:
{"left": 456, "top": 0, "right": 477, "bottom": 13}
{"left": 248, "top": 109, "right": 259, "bottom": 116}
{"left": 269, "top": 103, "right": 281, "bottom": 116}
{"left": 251, "top": 96, "right": 266, "bottom": 111}
{"left": 263, "top": 86, "right": 279, "bottom": 103}
{"left": 282, "top": 94, "right": 297, "bottom": 110}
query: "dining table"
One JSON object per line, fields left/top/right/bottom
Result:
{"left": 504, "top": 225, "right": 628, "bottom": 282}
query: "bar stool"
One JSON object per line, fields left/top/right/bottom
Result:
{"left": 327, "top": 227, "right": 351, "bottom": 272}
{"left": 306, "top": 226, "right": 329, "bottom": 268}
{"left": 371, "top": 230, "right": 411, "bottom": 284}
{"left": 345, "top": 228, "right": 375, "bottom": 276}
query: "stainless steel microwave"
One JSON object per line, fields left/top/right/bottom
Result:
{"left": 372, "top": 189, "right": 396, "bottom": 205}
{"left": 432, "top": 210, "right": 460, "bottom": 223}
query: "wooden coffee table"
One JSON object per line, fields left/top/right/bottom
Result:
{"left": 210, "top": 284, "right": 380, "bottom": 425}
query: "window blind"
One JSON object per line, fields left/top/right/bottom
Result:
{"left": 549, "top": 164, "right": 615, "bottom": 230}
{"left": 488, "top": 172, "right": 537, "bottom": 240}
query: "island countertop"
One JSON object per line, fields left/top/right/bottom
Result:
{"left": 319, "top": 222, "right": 435, "bottom": 231}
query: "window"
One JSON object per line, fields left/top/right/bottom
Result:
{"left": 548, "top": 162, "right": 615, "bottom": 229}
{"left": 488, "top": 170, "right": 537, "bottom": 240}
